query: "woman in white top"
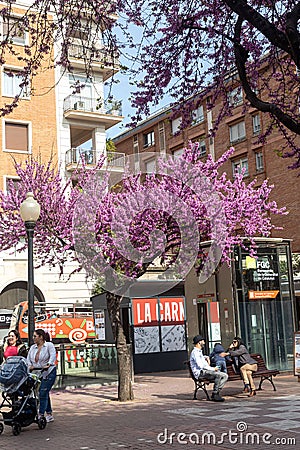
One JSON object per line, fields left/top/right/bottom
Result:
{"left": 27, "top": 329, "right": 57, "bottom": 422}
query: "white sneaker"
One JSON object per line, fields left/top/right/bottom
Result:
{"left": 46, "top": 414, "right": 54, "bottom": 423}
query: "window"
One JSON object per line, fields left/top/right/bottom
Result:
{"left": 255, "top": 152, "right": 264, "bottom": 172}
{"left": 171, "top": 117, "right": 182, "bottom": 135}
{"left": 145, "top": 158, "right": 156, "bottom": 173}
{"left": 5, "top": 176, "right": 21, "bottom": 194}
{"left": 198, "top": 138, "right": 206, "bottom": 157}
{"left": 232, "top": 157, "right": 249, "bottom": 177}
{"left": 4, "top": 122, "right": 30, "bottom": 153}
{"left": 172, "top": 148, "right": 184, "bottom": 158}
{"left": 133, "top": 135, "right": 139, "bottom": 162}
{"left": 158, "top": 121, "right": 166, "bottom": 152}
{"left": 143, "top": 131, "right": 155, "bottom": 148}
{"left": 3, "top": 69, "right": 29, "bottom": 98}
{"left": 3, "top": 17, "right": 27, "bottom": 45}
{"left": 192, "top": 105, "right": 204, "bottom": 125}
{"left": 252, "top": 114, "right": 261, "bottom": 134}
{"left": 227, "top": 86, "right": 243, "bottom": 106}
{"left": 229, "top": 121, "right": 246, "bottom": 143}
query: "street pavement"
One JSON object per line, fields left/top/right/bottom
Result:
{"left": 0, "top": 371, "right": 299, "bottom": 449}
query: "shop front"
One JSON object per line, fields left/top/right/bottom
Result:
{"left": 234, "top": 241, "right": 295, "bottom": 370}
{"left": 185, "top": 238, "right": 296, "bottom": 372}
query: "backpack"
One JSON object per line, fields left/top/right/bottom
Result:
{"left": 0, "top": 356, "right": 28, "bottom": 387}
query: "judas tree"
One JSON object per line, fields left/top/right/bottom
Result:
{"left": 0, "top": 144, "right": 285, "bottom": 400}
{"left": 1, "top": 1, "right": 300, "bottom": 166}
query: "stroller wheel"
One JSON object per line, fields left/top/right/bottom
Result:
{"left": 38, "top": 417, "right": 46, "bottom": 430}
{"left": 12, "top": 423, "right": 21, "bottom": 436}
{"left": 0, "top": 423, "right": 4, "bottom": 435}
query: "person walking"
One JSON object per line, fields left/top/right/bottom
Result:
{"left": 190, "top": 335, "right": 228, "bottom": 402}
{"left": 27, "top": 328, "right": 57, "bottom": 422}
{"left": 224, "top": 337, "right": 257, "bottom": 397}
{"left": 3, "top": 329, "right": 27, "bottom": 360}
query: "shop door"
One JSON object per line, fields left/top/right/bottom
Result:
{"left": 197, "top": 303, "right": 209, "bottom": 354}
{"left": 247, "top": 298, "right": 291, "bottom": 370}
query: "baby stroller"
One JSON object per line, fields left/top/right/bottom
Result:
{"left": 0, "top": 356, "right": 47, "bottom": 435}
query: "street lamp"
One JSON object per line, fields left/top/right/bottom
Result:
{"left": 20, "top": 192, "right": 40, "bottom": 347}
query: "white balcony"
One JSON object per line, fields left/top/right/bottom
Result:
{"left": 68, "top": 43, "right": 119, "bottom": 80}
{"left": 65, "top": 148, "right": 125, "bottom": 172}
{"left": 63, "top": 95, "right": 123, "bottom": 129}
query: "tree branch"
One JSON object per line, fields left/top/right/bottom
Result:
{"left": 224, "top": 0, "right": 291, "bottom": 53}
{"left": 234, "top": 17, "right": 300, "bottom": 135}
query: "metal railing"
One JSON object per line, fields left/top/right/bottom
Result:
{"left": 63, "top": 94, "right": 123, "bottom": 117}
{"left": 55, "top": 343, "right": 118, "bottom": 388}
{"left": 65, "top": 148, "right": 126, "bottom": 168}
{"left": 68, "top": 43, "right": 119, "bottom": 68}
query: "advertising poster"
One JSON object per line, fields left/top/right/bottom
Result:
{"left": 294, "top": 332, "right": 300, "bottom": 376}
{"left": 132, "top": 297, "right": 186, "bottom": 354}
{"left": 94, "top": 309, "right": 106, "bottom": 341}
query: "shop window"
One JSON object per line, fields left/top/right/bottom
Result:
{"left": 143, "top": 130, "right": 155, "bottom": 148}
{"left": 3, "top": 68, "right": 29, "bottom": 98}
{"left": 4, "top": 122, "right": 31, "bottom": 153}
{"left": 232, "top": 157, "right": 249, "bottom": 177}
{"left": 229, "top": 121, "right": 246, "bottom": 144}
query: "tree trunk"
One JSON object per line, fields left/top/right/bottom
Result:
{"left": 106, "top": 292, "right": 134, "bottom": 401}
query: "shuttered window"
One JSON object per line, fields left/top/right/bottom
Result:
{"left": 5, "top": 122, "right": 29, "bottom": 152}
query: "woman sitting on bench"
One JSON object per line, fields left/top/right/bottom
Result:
{"left": 224, "top": 337, "right": 257, "bottom": 397}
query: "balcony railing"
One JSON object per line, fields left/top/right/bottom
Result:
{"left": 68, "top": 43, "right": 119, "bottom": 68}
{"left": 63, "top": 95, "right": 122, "bottom": 117}
{"left": 65, "top": 148, "right": 125, "bottom": 169}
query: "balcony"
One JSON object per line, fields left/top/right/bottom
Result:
{"left": 68, "top": 43, "right": 120, "bottom": 80}
{"left": 63, "top": 95, "right": 123, "bottom": 129}
{"left": 65, "top": 148, "right": 125, "bottom": 172}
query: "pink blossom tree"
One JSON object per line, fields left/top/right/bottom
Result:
{"left": 1, "top": 1, "right": 300, "bottom": 166}
{"left": 0, "top": 144, "right": 285, "bottom": 400}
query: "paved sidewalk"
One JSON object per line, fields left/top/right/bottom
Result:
{"left": 0, "top": 371, "right": 299, "bottom": 449}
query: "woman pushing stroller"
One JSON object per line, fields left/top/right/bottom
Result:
{"left": 27, "top": 329, "right": 56, "bottom": 423}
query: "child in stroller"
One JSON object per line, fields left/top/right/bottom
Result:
{"left": 0, "top": 356, "right": 47, "bottom": 435}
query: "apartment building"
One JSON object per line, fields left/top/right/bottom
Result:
{"left": 113, "top": 82, "right": 299, "bottom": 372}
{"left": 113, "top": 90, "right": 300, "bottom": 253}
{"left": 0, "top": 1, "right": 124, "bottom": 311}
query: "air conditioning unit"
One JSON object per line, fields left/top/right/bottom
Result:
{"left": 74, "top": 101, "right": 85, "bottom": 110}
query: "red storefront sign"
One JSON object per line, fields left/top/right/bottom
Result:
{"left": 132, "top": 297, "right": 185, "bottom": 326}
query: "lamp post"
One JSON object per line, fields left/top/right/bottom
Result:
{"left": 20, "top": 192, "right": 40, "bottom": 347}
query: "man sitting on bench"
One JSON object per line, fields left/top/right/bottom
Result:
{"left": 190, "top": 335, "right": 228, "bottom": 402}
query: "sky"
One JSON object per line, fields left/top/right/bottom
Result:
{"left": 105, "top": 20, "right": 172, "bottom": 141}
{"left": 105, "top": 71, "right": 172, "bottom": 140}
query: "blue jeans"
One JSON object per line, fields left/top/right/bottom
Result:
{"left": 39, "top": 368, "right": 56, "bottom": 415}
{"left": 215, "top": 360, "right": 227, "bottom": 373}
{"left": 200, "top": 369, "right": 228, "bottom": 394}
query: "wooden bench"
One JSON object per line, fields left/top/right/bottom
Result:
{"left": 185, "top": 361, "right": 211, "bottom": 401}
{"left": 226, "top": 353, "right": 280, "bottom": 391}
{"left": 186, "top": 353, "right": 280, "bottom": 400}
